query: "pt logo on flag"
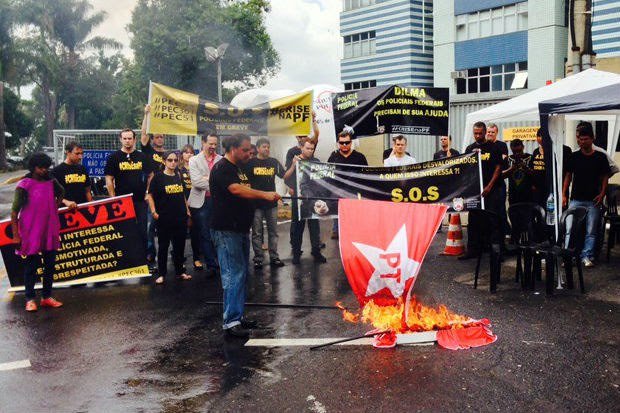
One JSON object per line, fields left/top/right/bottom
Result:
{"left": 338, "top": 199, "right": 447, "bottom": 306}
{"left": 353, "top": 225, "right": 420, "bottom": 298}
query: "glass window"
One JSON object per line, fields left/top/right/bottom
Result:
{"left": 456, "top": 25, "right": 467, "bottom": 41}
{"left": 353, "top": 42, "right": 361, "bottom": 57}
{"left": 369, "top": 39, "right": 376, "bottom": 54}
{"left": 344, "top": 35, "right": 351, "bottom": 44}
{"left": 491, "top": 65, "right": 503, "bottom": 74}
{"left": 361, "top": 32, "right": 368, "bottom": 40}
{"left": 518, "top": 12, "right": 528, "bottom": 30}
{"left": 504, "top": 63, "right": 515, "bottom": 72}
{"left": 456, "top": 78, "right": 466, "bottom": 94}
{"left": 518, "top": 2, "right": 528, "bottom": 13}
{"left": 492, "top": 75, "right": 503, "bottom": 91}
{"left": 480, "top": 10, "right": 490, "bottom": 21}
{"left": 505, "top": 13, "right": 517, "bottom": 32}
{"left": 504, "top": 73, "right": 515, "bottom": 90}
{"left": 361, "top": 41, "right": 369, "bottom": 56}
{"left": 479, "top": 66, "right": 490, "bottom": 76}
{"left": 492, "top": 14, "right": 503, "bottom": 35}
{"left": 468, "top": 21, "right": 479, "bottom": 38}
{"left": 518, "top": 61, "right": 527, "bottom": 70}
{"left": 369, "top": 31, "right": 376, "bottom": 39}
{"left": 480, "top": 76, "right": 490, "bottom": 92}
{"left": 352, "top": 34, "right": 359, "bottom": 42}
{"left": 456, "top": 14, "right": 467, "bottom": 26}
{"left": 467, "top": 68, "right": 478, "bottom": 77}
{"left": 370, "top": 80, "right": 376, "bottom": 87}
{"left": 480, "top": 18, "right": 492, "bottom": 37}
{"left": 468, "top": 78, "right": 478, "bottom": 93}
{"left": 344, "top": 44, "right": 352, "bottom": 58}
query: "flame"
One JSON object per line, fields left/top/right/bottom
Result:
{"left": 337, "top": 297, "right": 475, "bottom": 333}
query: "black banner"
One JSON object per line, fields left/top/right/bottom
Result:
{"left": 296, "top": 153, "right": 482, "bottom": 219}
{"left": 0, "top": 195, "right": 150, "bottom": 291}
{"left": 332, "top": 85, "right": 449, "bottom": 136}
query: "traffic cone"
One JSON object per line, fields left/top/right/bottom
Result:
{"left": 441, "top": 213, "right": 464, "bottom": 256}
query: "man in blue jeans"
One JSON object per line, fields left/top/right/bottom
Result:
{"left": 562, "top": 121, "right": 610, "bottom": 267}
{"left": 210, "top": 134, "right": 281, "bottom": 338}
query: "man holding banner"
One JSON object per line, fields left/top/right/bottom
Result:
{"left": 459, "top": 122, "right": 503, "bottom": 260}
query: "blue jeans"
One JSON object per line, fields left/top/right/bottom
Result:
{"left": 566, "top": 200, "right": 602, "bottom": 259}
{"left": 211, "top": 230, "right": 250, "bottom": 329}
{"left": 190, "top": 198, "right": 218, "bottom": 268}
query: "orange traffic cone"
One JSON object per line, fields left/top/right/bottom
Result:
{"left": 441, "top": 213, "right": 464, "bottom": 256}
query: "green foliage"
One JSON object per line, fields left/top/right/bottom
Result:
{"left": 128, "top": 0, "right": 280, "bottom": 101}
{"left": 2, "top": 87, "right": 34, "bottom": 147}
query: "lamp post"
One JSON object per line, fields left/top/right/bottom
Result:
{"left": 205, "top": 43, "right": 229, "bottom": 103}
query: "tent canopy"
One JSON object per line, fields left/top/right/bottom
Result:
{"left": 539, "top": 83, "right": 620, "bottom": 116}
{"left": 463, "top": 69, "right": 620, "bottom": 148}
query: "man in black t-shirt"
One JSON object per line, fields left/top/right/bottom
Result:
{"left": 210, "top": 134, "right": 281, "bottom": 338}
{"left": 283, "top": 138, "right": 327, "bottom": 264}
{"left": 433, "top": 135, "right": 460, "bottom": 160}
{"left": 141, "top": 104, "right": 166, "bottom": 261}
{"left": 563, "top": 121, "right": 610, "bottom": 267}
{"left": 459, "top": 121, "right": 503, "bottom": 259}
{"left": 245, "top": 137, "right": 286, "bottom": 269}
{"left": 487, "top": 123, "right": 510, "bottom": 237}
{"left": 52, "top": 141, "right": 92, "bottom": 205}
{"left": 503, "top": 139, "right": 533, "bottom": 205}
{"left": 105, "top": 128, "right": 152, "bottom": 254}
{"left": 284, "top": 111, "right": 320, "bottom": 191}
{"left": 327, "top": 131, "right": 368, "bottom": 239}
{"left": 531, "top": 128, "right": 573, "bottom": 208}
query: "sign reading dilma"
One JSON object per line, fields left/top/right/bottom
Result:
{"left": 332, "top": 85, "right": 449, "bottom": 137}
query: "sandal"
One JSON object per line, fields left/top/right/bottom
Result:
{"left": 178, "top": 273, "right": 192, "bottom": 281}
{"left": 155, "top": 276, "right": 164, "bottom": 284}
{"left": 193, "top": 261, "right": 204, "bottom": 270}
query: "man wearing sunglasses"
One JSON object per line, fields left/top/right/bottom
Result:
{"left": 327, "top": 131, "right": 368, "bottom": 239}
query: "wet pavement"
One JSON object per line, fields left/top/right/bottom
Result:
{"left": 0, "top": 221, "right": 618, "bottom": 412}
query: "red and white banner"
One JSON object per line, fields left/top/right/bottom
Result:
{"left": 338, "top": 199, "right": 447, "bottom": 307}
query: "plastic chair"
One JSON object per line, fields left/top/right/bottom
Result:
{"left": 605, "top": 184, "right": 620, "bottom": 261}
{"left": 508, "top": 203, "right": 548, "bottom": 290}
{"left": 471, "top": 209, "right": 502, "bottom": 293}
{"left": 535, "top": 207, "right": 588, "bottom": 294}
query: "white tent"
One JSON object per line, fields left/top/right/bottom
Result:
{"left": 463, "top": 69, "right": 620, "bottom": 151}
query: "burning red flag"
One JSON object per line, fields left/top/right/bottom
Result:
{"left": 338, "top": 199, "right": 447, "bottom": 307}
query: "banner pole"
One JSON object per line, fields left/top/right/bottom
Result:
{"left": 146, "top": 80, "right": 153, "bottom": 134}
{"left": 477, "top": 151, "right": 485, "bottom": 210}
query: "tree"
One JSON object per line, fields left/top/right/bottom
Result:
{"left": 0, "top": 0, "right": 16, "bottom": 168}
{"left": 128, "top": 0, "right": 280, "bottom": 102}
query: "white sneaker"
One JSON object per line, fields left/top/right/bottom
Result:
{"left": 581, "top": 257, "right": 594, "bottom": 267}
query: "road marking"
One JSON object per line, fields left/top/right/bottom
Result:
{"left": 2, "top": 291, "right": 14, "bottom": 302}
{"left": 0, "top": 359, "right": 31, "bottom": 371}
{"left": 277, "top": 220, "right": 291, "bottom": 225}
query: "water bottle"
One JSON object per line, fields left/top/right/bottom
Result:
{"left": 546, "top": 193, "right": 555, "bottom": 225}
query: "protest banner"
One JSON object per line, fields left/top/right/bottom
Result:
{"left": 296, "top": 153, "right": 481, "bottom": 219}
{"left": 332, "top": 85, "right": 449, "bottom": 136}
{"left": 82, "top": 150, "right": 113, "bottom": 177}
{"left": 0, "top": 195, "right": 150, "bottom": 291}
{"left": 147, "top": 81, "right": 313, "bottom": 136}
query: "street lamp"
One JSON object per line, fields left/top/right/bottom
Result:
{"left": 205, "top": 43, "right": 229, "bottom": 103}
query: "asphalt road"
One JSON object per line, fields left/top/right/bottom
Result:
{"left": 0, "top": 221, "right": 618, "bottom": 412}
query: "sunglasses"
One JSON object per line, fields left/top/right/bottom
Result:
{"left": 338, "top": 141, "right": 352, "bottom": 145}
{"left": 166, "top": 158, "right": 179, "bottom": 162}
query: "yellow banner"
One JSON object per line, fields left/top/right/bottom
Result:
{"left": 147, "top": 81, "right": 312, "bottom": 136}
{"left": 503, "top": 126, "right": 539, "bottom": 141}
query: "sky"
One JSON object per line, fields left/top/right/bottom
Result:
{"left": 89, "top": 0, "right": 342, "bottom": 92}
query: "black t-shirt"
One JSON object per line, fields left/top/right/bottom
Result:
{"left": 327, "top": 150, "right": 368, "bottom": 166}
{"left": 104, "top": 150, "right": 151, "bottom": 202}
{"left": 465, "top": 141, "right": 502, "bottom": 189}
{"left": 210, "top": 157, "right": 254, "bottom": 233}
{"left": 284, "top": 146, "right": 302, "bottom": 188}
{"left": 285, "top": 155, "right": 319, "bottom": 194}
{"left": 149, "top": 172, "right": 186, "bottom": 221}
{"left": 507, "top": 153, "right": 533, "bottom": 204}
{"left": 433, "top": 149, "right": 461, "bottom": 160}
{"left": 141, "top": 141, "right": 165, "bottom": 172}
{"left": 531, "top": 145, "right": 573, "bottom": 193}
{"left": 179, "top": 166, "right": 192, "bottom": 198}
{"left": 245, "top": 157, "right": 285, "bottom": 209}
{"left": 567, "top": 150, "right": 610, "bottom": 201}
{"left": 52, "top": 162, "right": 90, "bottom": 204}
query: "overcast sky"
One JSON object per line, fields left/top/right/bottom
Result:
{"left": 89, "top": 0, "right": 342, "bottom": 91}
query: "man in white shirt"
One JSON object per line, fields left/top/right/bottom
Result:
{"left": 384, "top": 135, "right": 416, "bottom": 167}
{"left": 188, "top": 133, "right": 223, "bottom": 275}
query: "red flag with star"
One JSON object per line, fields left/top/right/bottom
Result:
{"left": 338, "top": 199, "right": 447, "bottom": 307}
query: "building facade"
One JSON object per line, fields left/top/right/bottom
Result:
{"left": 434, "top": 0, "right": 568, "bottom": 148}
{"left": 340, "top": 0, "right": 434, "bottom": 91}
{"left": 593, "top": 0, "right": 620, "bottom": 73}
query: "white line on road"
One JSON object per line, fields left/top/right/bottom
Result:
{"left": 0, "top": 359, "right": 31, "bottom": 371}
{"left": 277, "top": 220, "right": 291, "bottom": 225}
